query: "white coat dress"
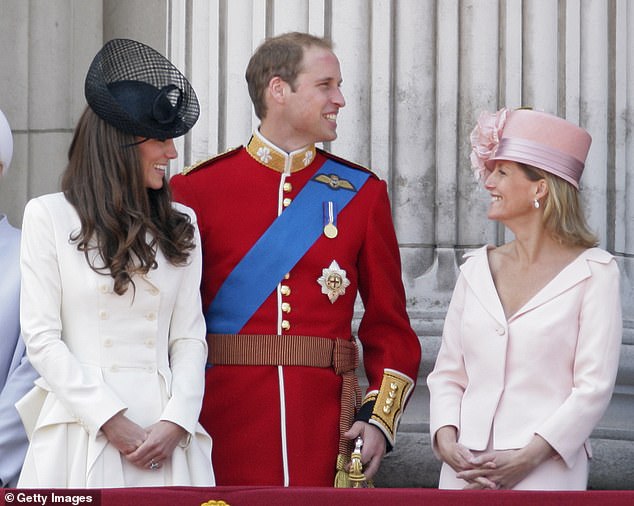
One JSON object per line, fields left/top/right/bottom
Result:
{"left": 428, "top": 245, "right": 622, "bottom": 490}
{"left": 16, "top": 193, "right": 214, "bottom": 488}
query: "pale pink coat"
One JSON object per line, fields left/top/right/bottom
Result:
{"left": 428, "top": 245, "right": 622, "bottom": 490}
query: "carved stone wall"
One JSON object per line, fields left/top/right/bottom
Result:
{"left": 0, "top": 0, "right": 631, "bottom": 489}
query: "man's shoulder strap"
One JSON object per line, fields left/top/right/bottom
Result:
{"left": 317, "top": 148, "right": 379, "bottom": 179}
{"left": 181, "top": 146, "right": 243, "bottom": 175}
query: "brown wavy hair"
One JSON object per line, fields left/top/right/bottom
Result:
{"left": 62, "top": 107, "right": 195, "bottom": 295}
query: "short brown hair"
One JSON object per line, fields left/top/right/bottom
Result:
{"left": 245, "top": 32, "right": 333, "bottom": 119}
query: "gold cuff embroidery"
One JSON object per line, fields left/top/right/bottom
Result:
{"left": 369, "top": 369, "right": 414, "bottom": 445}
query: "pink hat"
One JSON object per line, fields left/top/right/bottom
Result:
{"left": 470, "top": 108, "right": 591, "bottom": 189}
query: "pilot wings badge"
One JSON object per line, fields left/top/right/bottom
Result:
{"left": 313, "top": 173, "right": 356, "bottom": 191}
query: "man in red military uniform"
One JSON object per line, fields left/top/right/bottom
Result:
{"left": 170, "top": 32, "right": 421, "bottom": 487}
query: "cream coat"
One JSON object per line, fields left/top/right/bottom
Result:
{"left": 17, "top": 193, "right": 214, "bottom": 488}
{"left": 428, "top": 245, "right": 622, "bottom": 489}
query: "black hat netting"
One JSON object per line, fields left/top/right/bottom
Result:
{"left": 85, "top": 38, "right": 199, "bottom": 139}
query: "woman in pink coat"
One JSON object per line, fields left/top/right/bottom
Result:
{"left": 427, "top": 108, "right": 622, "bottom": 490}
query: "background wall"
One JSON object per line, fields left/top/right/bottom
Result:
{"left": 0, "top": 0, "right": 632, "bottom": 489}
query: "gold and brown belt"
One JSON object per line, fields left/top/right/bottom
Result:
{"left": 207, "top": 333, "right": 361, "bottom": 464}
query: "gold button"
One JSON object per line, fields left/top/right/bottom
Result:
{"left": 280, "top": 285, "right": 291, "bottom": 296}
{"left": 103, "top": 339, "right": 113, "bottom": 348}
{"left": 99, "top": 284, "right": 109, "bottom": 294}
{"left": 281, "top": 320, "right": 291, "bottom": 330}
{"left": 283, "top": 182, "right": 293, "bottom": 192}
{"left": 283, "top": 197, "right": 292, "bottom": 207}
{"left": 281, "top": 302, "right": 291, "bottom": 313}
{"left": 145, "top": 339, "right": 155, "bottom": 348}
{"left": 99, "top": 310, "right": 109, "bottom": 320}
{"left": 146, "top": 312, "right": 157, "bottom": 321}
{"left": 284, "top": 273, "right": 290, "bottom": 280}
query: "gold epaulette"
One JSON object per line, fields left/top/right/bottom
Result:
{"left": 181, "top": 146, "right": 243, "bottom": 175}
{"left": 316, "top": 148, "right": 379, "bottom": 179}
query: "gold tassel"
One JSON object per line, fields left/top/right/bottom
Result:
{"left": 334, "top": 453, "right": 352, "bottom": 487}
{"left": 348, "top": 444, "right": 366, "bottom": 487}
{"left": 334, "top": 439, "right": 375, "bottom": 488}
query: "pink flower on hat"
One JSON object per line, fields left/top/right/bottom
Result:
{"left": 469, "top": 107, "right": 508, "bottom": 181}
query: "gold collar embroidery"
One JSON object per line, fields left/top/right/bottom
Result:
{"left": 246, "top": 131, "right": 316, "bottom": 174}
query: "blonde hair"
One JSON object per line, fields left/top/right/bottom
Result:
{"left": 520, "top": 164, "right": 598, "bottom": 248}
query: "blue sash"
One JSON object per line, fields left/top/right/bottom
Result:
{"left": 206, "top": 159, "right": 371, "bottom": 333}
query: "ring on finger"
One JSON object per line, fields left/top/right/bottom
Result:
{"left": 149, "top": 459, "right": 160, "bottom": 470}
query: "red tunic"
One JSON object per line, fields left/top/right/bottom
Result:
{"left": 170, "top": 137, "right": 420, "bottom": 486}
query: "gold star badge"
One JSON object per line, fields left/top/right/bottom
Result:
{"left": 317, "top": 260, "right": 351, "bottom": 303}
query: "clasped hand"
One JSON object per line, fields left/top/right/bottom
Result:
{"left": 437, "top": 436, "right": 497, "bottom": 489}
{"left": 436, "top": 427, "right": 556, "bottom": 489}
{"left": 455, "top": 448, "right": 531, "bottom": 489}
{"left": 101, "top": 412, "right": 187, "bottom": 470}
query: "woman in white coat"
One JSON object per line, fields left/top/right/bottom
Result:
{"left": 427, "top": 108, "right": 621, "bottom": 490}
{"left": 17, "top": 39, "right": 214, "bottom": 488}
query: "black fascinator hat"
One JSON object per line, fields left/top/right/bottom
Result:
{"left": 85, "top": 38, "right": 199, "bottom": 140}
